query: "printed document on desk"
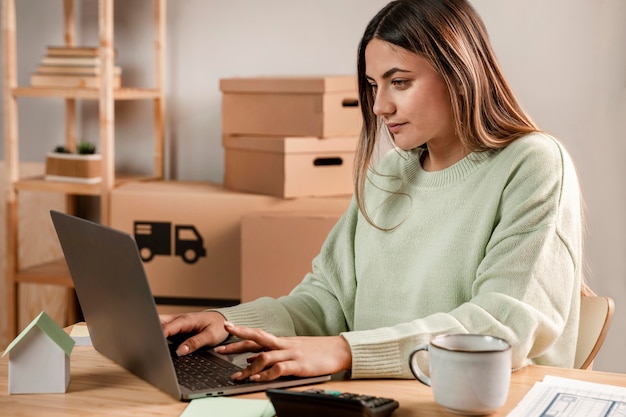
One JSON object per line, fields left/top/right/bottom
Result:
{"left": 507, "top": 375, "right": 626, "bottom": 417}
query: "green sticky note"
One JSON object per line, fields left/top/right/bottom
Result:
{"left": 180, "top": 397, "right": 275, "bottom": 417}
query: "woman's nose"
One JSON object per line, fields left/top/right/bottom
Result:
{"left": 372, "top": 89, "right": 394, "bottom": 117}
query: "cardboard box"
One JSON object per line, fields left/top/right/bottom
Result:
{"left": 223, "top": 135, "right": 357, "bottom": 198}
{"left": 241, "top": 199, "right": 350, "bottom": 302}
{"left": 110, "top": 181, "right": 286, "bottom": 302}
{"left": 220, "top": 76, "right": 361, "bottom": 137}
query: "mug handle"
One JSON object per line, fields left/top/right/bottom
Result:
{"left": 409, "top": 344, "right": 431, "bottom": 386}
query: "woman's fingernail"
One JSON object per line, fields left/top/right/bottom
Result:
{"left": 214, "top": 346, "right": 225, "bottom": 353}
{"left": 176, "top": 345, "right": 190, "bottom": 357}
{"left": 232, "top": 371, "right": 243, "bottom": 379}
{"left": 224, "top": 321, "right": 234, "bottom": 328}
{"left": 250, "top": 374, "right": 260, "bottom": 381}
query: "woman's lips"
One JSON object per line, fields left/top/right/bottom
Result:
{"left": 387, "top": 123, "right": 405, "bottom": 134}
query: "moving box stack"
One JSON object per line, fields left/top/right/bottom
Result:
{"left": 30, "top": 46, "right": 121, "bottom": 89}
{"left": 220, "top": 76, "right": 361, "bottom": 301}
{"left": 220, "top": 76, "right": 361, "bottom": 198}
{"left": 109, "top": 76, "right": 361, "bottom": 307}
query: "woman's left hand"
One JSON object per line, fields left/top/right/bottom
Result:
{"left": 214, "top": 322, "right": 352, "bottom": 382}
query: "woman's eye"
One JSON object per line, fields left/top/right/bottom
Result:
{"left": 392, "top": 79, "right": 409, "bottom": 88}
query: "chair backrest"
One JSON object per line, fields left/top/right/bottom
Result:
{"left": 575, "top": 295, "right": 615, "bottom": 369}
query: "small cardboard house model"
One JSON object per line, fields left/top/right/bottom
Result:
{"left": 2, "top": 311, "right": 75, "bottom": 394}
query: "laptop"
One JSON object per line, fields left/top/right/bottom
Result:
{"left": 50, "top": 210, "right": 330, "bottom": 400}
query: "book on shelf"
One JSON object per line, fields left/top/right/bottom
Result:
{"left": 40, "top": 56, "right": 101, "bottom": 67}
{"left": 37, "top": 64, "right": 122, "bottom": 76}
{"left": 46, "top": 45, "right": 117, "bottom": 57}
{"left": 47, "top": 45, "right": 98, "bottom": 57}
{"left": 30, "top": 73, "right": 122, "bottom": 89}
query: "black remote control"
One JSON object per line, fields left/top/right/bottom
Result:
{"left": 266, "top": 388, "right": 399, "bottom": 417}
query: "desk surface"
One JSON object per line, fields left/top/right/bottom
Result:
{"left": 2, "top": 342, "right": 626, "bottom": 417}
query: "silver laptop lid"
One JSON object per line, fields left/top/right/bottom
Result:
{"left": 50, "top": 210, "right": 182, "bottom": 399}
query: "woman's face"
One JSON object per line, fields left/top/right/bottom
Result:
{"left": 365, "top": 38, "right": 457, "bottom": 152}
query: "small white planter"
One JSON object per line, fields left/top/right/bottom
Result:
{"left": 45, "top": 152, "right": 102, "bottom": 184}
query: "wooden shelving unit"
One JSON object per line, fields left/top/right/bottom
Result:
{"left": 2, "top": 0, "right": 167, "bottom": 341}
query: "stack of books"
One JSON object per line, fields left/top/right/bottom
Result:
{"left": 31, "top": 46, "right": 121, "bottom": 88}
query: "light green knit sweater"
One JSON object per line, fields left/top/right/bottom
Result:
{"left": 217, "top": 132, "right": 582, "bottom": 379}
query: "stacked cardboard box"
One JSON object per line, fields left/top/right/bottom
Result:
{"left": 220, "top": 76, "right": 361, "bottom": 198}
{"left": 111, "top": 181, "right": 280, "bottom": 303}
{"left": 109, "top": 181, "right": 350, "bottom": 304}
{"left": 240, "top": 206, "right": 349, "bottom": 302}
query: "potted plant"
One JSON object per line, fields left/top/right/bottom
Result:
{"left": 45, "top": 141, "right": 102, "bottom": 183}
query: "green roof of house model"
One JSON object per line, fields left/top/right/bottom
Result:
{"left": 2, "top": 311, "right": 75, "bottom": 357}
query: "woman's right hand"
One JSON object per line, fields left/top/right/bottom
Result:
{"left": 160, "top": 311, "right": 229, "bottom": 356}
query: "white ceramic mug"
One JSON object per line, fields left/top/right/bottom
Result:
{"left": 408, "top": 334, "right": 512, "bottom": 415}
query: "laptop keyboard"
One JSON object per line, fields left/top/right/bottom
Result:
{"left": 172, "top": 350, "right": 252, "bottom": 391}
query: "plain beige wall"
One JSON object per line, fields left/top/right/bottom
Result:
{"left": 1, "top": 0, "right": 624, "bottom": 372}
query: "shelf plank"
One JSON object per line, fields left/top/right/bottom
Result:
{"left": 16, "top": 259, "right": 73, "bottom": 287}
{"left": 14, "top": 175, "right": 160, "bottom": 195}
{"left": 12, "top": 86, "right": 161, "bottom": 100}
{"left": 15, "top": 176, "right": 102, "bottom": 195}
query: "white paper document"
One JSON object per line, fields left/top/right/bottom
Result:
{"left": 507, "top": 375, "right": 626, "bottom": 417}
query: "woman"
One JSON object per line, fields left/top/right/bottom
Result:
{"left": 161, "top": 0, "right": 583, "bottom": 381}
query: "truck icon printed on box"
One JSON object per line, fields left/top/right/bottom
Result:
{"left": 134, "top": 221, "right": 206, "bottom": 264}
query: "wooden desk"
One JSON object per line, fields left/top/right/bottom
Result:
{"left": 2, "top": 344, "right": 626, "bottom": 417}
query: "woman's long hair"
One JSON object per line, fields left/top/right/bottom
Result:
{"left": 355, "top": 0, "right": 538, "bottom": 227}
